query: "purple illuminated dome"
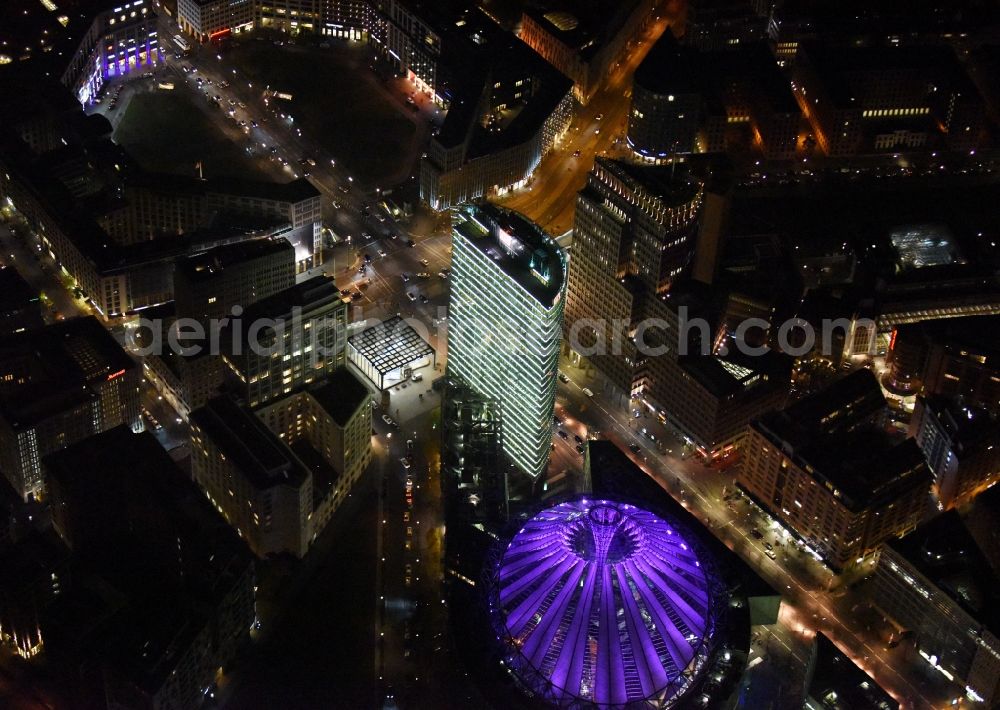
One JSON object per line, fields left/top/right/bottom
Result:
{"left": 488, "top": 499, "right": 717, "bottom": 708}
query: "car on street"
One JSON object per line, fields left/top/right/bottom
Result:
{"left": 407, "top": 292, "right": 417, "bottom": 302}
{"left": 401, "top": 273, "right": 410, "bottom": 282}
{"left": 437, "top": 271, "right": 448, "bottom": 279}
{"left": 378, "top": 249, "right": 387, "bottom": 257}
{"left": 416, "top": 272, "right": 430, "bottom": 278}
{"left": 406, "top": 239, "right": 415, "bottom": 247}
{"left": 576, "top": 444, "right": 586, "bottom": 455}
{"left": 750, "top": 529, "right": 763, "bottom": 539}
{"left": 764, "top": 549, "right": 777, "bottom": 560}
{"left": 382, "top": 414, "right": 395, "bottom": 427}
{"left": 557, "top": 430, "right": 568, "bottom": 440}
{"left": 573, "top": 434, "right": 584, "bottom": 444}
{"left": 554, "top": 414, "right": 563, "bottom": 426}
{"left": 400, "top": 457, "right": 411, "bottom": 470}
{"left": 558, "top": 372, "right": 569, "bottom": 383}
{"left": 572, "top": 150, "right": 581, "bottom": 157}
{"left": 582, "top": 387, "right": 594, "bottom": 397}
{"left": 419, "top": 294, "right": 428, "bottom": 304}
{"left": 419, "top": 259, "right": 429, "bottom": 267}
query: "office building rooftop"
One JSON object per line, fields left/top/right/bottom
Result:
{"left": 43, "top": 426, "right": 252, "bottom": 694}
{"left": 308, "top": 368, "right": 371, "bottom": 427}
{"left": 678, "top": 351, "right": 785, "bottom": 400}
{"left": 239, "top": 275, "right": 341, "bottom": 321}
{"left": 0, "top": 316, "right": 136, "bottom": 429}
{"left": 453, "top": 204, "right": 566, "bottom": 308}
{"left": 807, "top": 633, "right": 899, "bottom": 710}
{"left": 176, "top": 238, "right": 294, "bottom": 284}
{"left": 798, "top": 41, "right": 979, "bottom": 108}
{"left": 887, "top": 509, "right": 1000, "bottom": 640}
{"left": 757, "top": 370, "right": 931, "bottom": 511}
{"left": 0, "top": 0, "right": 142, "bottom": 74}
{"left": 0, "top": 267, "right": 41, "bottom": 319}
{"left": 191, "top": 396, "right": 308, "bottom": 490}
{"left": 523, "top": 0, "right": 649, "bottom": 59}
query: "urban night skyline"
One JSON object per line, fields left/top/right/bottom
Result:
{"left": 1, "top": 0, "right": 1000, "bottom": 709}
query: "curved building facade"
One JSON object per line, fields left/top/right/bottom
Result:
{"left": 627, "top": 34, "right": 701, "bottom": 159}
{"left": 448, "top": 205, "right": 567, "bottom": 479}
{"left": 485, "top": 498, "right": 720, "bottom": 708}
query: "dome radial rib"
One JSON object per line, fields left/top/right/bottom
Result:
{"left": 490, "top": 499, "right": 717, "bottom": 708}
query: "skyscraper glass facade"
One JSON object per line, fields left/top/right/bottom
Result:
{"left": 448, "top": 205, "right": 566, "bottom": 478}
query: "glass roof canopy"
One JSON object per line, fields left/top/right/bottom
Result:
{"left": 487, "top": 498, "right": 717, "bottom": 708}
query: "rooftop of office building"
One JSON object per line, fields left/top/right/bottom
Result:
{"left": 633, "top": 33, "right": 798, "bottom": 114}
{"left": 897, "top": 316, "right": 1000, "bottom": 362}
{"left": 918, "top": 395, "right": 1000, "bottom": 454}
{"left": 0, "top": 316, "right": 136, "bottom": 429}
{"left": 678, "top": 349, "right": 788, "bottom": 401}
{"left": 756, "top": 370, "right": 932, "bottom": 511}
{"left": 432, "top": 31, "right": 571, "bottom": 154}
{"left": 887, "top": 507, "right": 1000, "bottom": 640}
{"left": 0, "top": 83, "right": 318, "bottom": 277}
{"left": 238, "top": 275, "right": 342, "bottom": 321}
{"left": 191, "top": 396, "right": 309, "bottom": 490}
{"left": 0, "top": 0, "right": 150, "bottom": 75}
{"left": 797, "top": 40, "right": 980, "bottom": 108}
{"left": 806, "top": 633, "right": 899, "bottom": 710}
{"left": 308, "top": 367, "right": 372, "bottom": 427}
{"left": 774, "top": 0, "right": 1000, "bottom": 39}
{"left": 633, "top": 31, "right": 700, "bottom": 96}
{"left": 42, "top": 426, "right": 252, "bottom": 695}
{"left": 453, "top": 204, "right": 566, "bottom": 308}
{"left": 0, "top": 267, "right": 42, "bottom": 317}
{"left": 176, "top": 237, "right": 295, "bottom": 284}
{"left": 591, "top": 157, "right": 704, "bottom": 210}
{"left": 522, "top": 0, "right": 651, "bottom": 60}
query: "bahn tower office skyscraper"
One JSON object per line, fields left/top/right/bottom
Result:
{"left": 447, "top": 205, "right": 567, "bottom": 479}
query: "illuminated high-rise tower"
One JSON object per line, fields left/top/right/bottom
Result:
{"left": 447, "top": 205, "right": 567, "bottom": 479}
